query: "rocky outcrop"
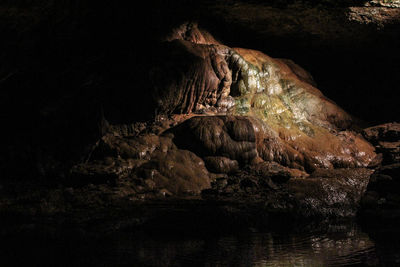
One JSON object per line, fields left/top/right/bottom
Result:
{"left": 168, "top": 116, "right": 258, "bottom": 165}
{"left": 55, "top": 24, "right": 378, "bottom": 223}
{"left": 0, "top": 10, "right": 385, "bottom": 225}
{"left": 150, "top": 40, "right": 232, "bottom": 114}
{"left": 360, "top": 123, "right": 400, "bottom": 220}
{"left": 363, "top": 123, "right": 400, "bottom": 165}
{"left": 203, "top": 156, "right": 239, "bottom": 174}
{"left": 289, "top": 168, "right": 373, "bottom": 218}
{"left": 164, "top": 22, "right": 221, "bottom": 45}
{"left": 151, "top": 24, "right": 376, "bottom": 173}
{"left": 202, "top": 165, "right": 372, "bottom": 218}
{"left": 71, "top": 133, "right": 211, "bottom": 195}
{"left": 1, "top": 2, "right": 400, "bottom": 255}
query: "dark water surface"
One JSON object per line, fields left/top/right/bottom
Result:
{"left": 1, "top": 222, "right": 400, "bottom": 266}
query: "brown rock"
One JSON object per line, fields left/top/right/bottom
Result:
{"left": 250, "top": 161, "right": 301, "bottom": 184}
{"left": 150, "top": 40, "right": 233, "bottom": 114}
{"left": 169, "top": 116, "right": 258, "bottom": 164}
{"left": 203, "top": 156, "right": 239, "bottom": 174}
{"left": 364, "top": 123, "right": 400, "bottom": 144}
{"left": 152, "top": 24, "right": 376, "bottom": 172}
{"left": 164, "top": 22, "right": 221, "bottom": 45}
{"left": 364, "top": 123, "right": 400, "bottom": 164}
{"left": 136, "top": 149, "right": 210, "bottom": 195}
{"left": 288, "top": 168, "right": 373, "bottom": 217}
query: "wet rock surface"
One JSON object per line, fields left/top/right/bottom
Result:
{"left": 363, "top": 122, "right": 400, "bottom": 165}
{"left": 360, "top": 123, "right": 400, "bottom": 222}
{"left": 288, "top": 168, "right": 373, "bottom": 218}
{"left": 70, "top": 132, "right": 211, "bottom": 196}
{"left": 153, "top": 25, "right": 376, "bottom": 173}
{"left": 169, "top": 116, "right": 258, "bottom": 165}
{"left": 203, "top": 165, "right": 372, "bottom": 218}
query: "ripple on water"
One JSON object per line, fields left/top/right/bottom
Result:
{"left": 121, "top": 224, "right": 379, "bottom": 267}
{"left": 0, "top": 222, "right": 386, "bottom": 266}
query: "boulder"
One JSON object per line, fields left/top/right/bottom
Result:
{"left": 363, "top": 123, "right": 400, "bottom": 165}
{"left": 359, "top": 164, "right": 400, "bottom": 221}
{"left": 203, "top": 156, "right": 239, "bottom": 174}
{"left": 70, "top": 132, "right": 211, "bottom": 195}
{"left": 169, "top": 116, "right": 258, "bottom": 165}
{"left": 364, "top": 123, "right": 400, "bottom": 144}
{"left": 249, "top": 161, "right": 303, "bottom": 184}
{"left": 288, "top": 168, "right": 373, "bottom": 218}
{"left": 135, "top": 149, "right": 210, "bottom": 195}
{"left": 360, "top": 124, "right": 400, "bottom": 221}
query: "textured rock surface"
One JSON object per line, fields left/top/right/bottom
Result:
{"left": 71, "top": 133, "right": 211, "bottom": 195}
{"left": 203, "top": 156, "right": 239, "bottom": 174}
{"left": 360, "top": 123, "right": 400, "bottom": 221}
{"left": 364, "top": 123, "right": 400, "bottom": 165}
{"left": 288, "top": 168, "right": 373, "bottom": 217}
{"left": 0, "top": 0, "right": 398, "bottom": 182}
{"left": 202, "top": 166, "right": 373, "bottom": 218}
{"left": 1, "top": 23, "right": 374, "bottom": 219}
{"left": 169, "top": 116, "right": 258, "bottom": 165}
{"left": 150, "top": 40, "right": 232, "bottom": 114}
{"left": 201, "top": 0, "right": 400, "bottom": 123}
{"left": 153, "top": 24, "right": 376, "bottom": 173}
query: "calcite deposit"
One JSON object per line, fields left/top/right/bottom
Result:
{"left": 150, "top": 23, "right": 376, "bottom": 173}
{"left": 64, "top": 23, "right": 378, "bottom": 217}
{"left": 0, "top": 18, "right": 388, "bottom": 221}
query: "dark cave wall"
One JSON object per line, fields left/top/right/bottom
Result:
{"left": 1, "top": 0, "right": 398, "bottom": 125}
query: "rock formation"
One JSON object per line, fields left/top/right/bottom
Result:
{"left": 60, "top": 23, "right": 378, "bottom": 218}
{"left": 360, "top": 123, "right": 400, "bottom": 221}
{"left": 2, "top": 3, "right": 396, "bottom": 223}
{"left": 150, "top": 23, "right": 376, "bottom": 172}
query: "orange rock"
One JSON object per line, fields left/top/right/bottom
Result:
{"left": 153, "top": 24, "right": 376, "bottom": 171}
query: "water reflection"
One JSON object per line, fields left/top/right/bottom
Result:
{"left": 109, "top": 223, "right": 378, "bottom": 267}
{"left": 0, "top": 222, "right": 389, "bottom": 266}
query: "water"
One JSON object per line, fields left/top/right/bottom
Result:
{"left": 118, "top": 226, "right": 378, "bottom": 267}
{"left": 1, "top": 222, "right": 399, "bottom": 266}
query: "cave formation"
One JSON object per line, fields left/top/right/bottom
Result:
{"left": 0, "top": 0, "right": 400, "bottom": 265}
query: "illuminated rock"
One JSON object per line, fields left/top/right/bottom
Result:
{"left": 69, "top": 23, "right": 377, "bottom": 201}
{"left": 153, "top": 24, "right": 376, "bottom": 172}
{"left": 169, "top": 116, "right": 258, "bottom": 165}
{"left": 72, "top": 133, "right": 211, "bottom": 195}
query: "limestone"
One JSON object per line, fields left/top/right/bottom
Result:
{"left": 360, "top": 123, "right": 400, "bottom": 221}
{"left": 150, "top": 40, "right": 233, "bottom": 114}
{"left": 288, "top": 168, "right": 373, "bottom": 217}
{"left": 71, "top": 132, "right": 211, "bottom": 195}
{"left": 151, "top": 23, "right": 376, "bottom": 172}
{"left": 364, "top": 123, "right": 400, "bottom": 144}
{"left": 59, "top": 23, "right": 378, "bottom": 213}
{"left": 203, "top": 156, "right": 239, "bottom": 174}
{"left": 136, "top": 149, "right": 210, "bottom": 195}
{"left": 168, "top": 116, "right": 258, "bottom": 165}
{"left": 364, "top": 123, "right": 400, "bottom": 165}
{"left": 250, "top": 161, "right": 301, "bottom": 184}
